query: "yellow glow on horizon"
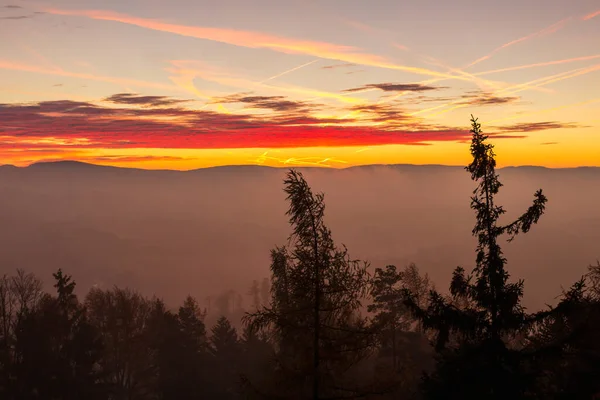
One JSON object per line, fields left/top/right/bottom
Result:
{"left": 3, "top": 134, "right": 598, "bottom": 170}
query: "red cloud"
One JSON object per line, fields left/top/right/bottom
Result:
{"left": 0, "top": 98, "right": 524, "bottom": 151}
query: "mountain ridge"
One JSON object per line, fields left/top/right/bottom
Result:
{"left": 2, "top": 160, "right": 599, "bottom": 173}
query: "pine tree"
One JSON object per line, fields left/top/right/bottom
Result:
{"left": 368, "top": 265, "right": 408, "bottom": 373}
{"left": 178, "top": 295, "right": 208, "bottom": 353}
{"left": 368, "top": 264, "right": 435, "bottom": 396}
{"left": 239, "top": 322, "right": 274, "bottom": 400}
{"left": 527, "top": 266, "right": 600, "bottom": 398}
{"left": 248, "top": 280, "right": 261, "bottom": 311}
{"left": 12, "top": 270, "right": 104, "bottom": 399}
{"left": 210, "top": 316, "right": 241, "bottom": 399}
{"left": 402, "top": 116, "right": 548, "bottom": 399}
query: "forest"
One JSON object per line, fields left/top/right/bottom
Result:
{"left": 0, "top": 116, "right": 599, "bottom": 400}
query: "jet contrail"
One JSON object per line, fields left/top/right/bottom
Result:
{"left": 476, "top": 54, "right": 600, "bottom": 76}
{"left": 583, "top": 9, "right": 600, "bottom": 20}
{"left": 258, "top": 60, "right": 319, "bottom": 84}
{"left": 464, "top": 17, "right": 572, "bottom": 69}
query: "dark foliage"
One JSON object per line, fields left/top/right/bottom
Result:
{"left": 0, "top": 116, "right": 598, "bottom": 399}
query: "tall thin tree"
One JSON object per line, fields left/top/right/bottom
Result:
{"left": 246, "top": 170, "right": 372, "bottom": 399}
{"left": 403, "top": 116, "right": 548, "bottom": 399}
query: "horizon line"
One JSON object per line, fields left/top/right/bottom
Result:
{"left": 2, "top": 160, "right": 599, "bottom": 173}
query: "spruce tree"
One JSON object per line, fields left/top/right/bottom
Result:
{"left": 210, "top": 316, "right": 241, "bottom": 399}
{"left": 403, "top": 116, "right": 548, "bottom": 399}
{"left": 368, "top": 265, "right": 408, "bottom": 373}
{"left": 12, "top": 270, "right": 104, "bottom": 399}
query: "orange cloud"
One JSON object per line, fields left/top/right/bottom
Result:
{"left": 43, "top": 7, "right": 476, "bottom": 82}
{"left": 583, "top": 9, "right": 600, "bottom": 20}
{"left": 167, "top": 60, "right": 364, "bottom": 105}
{"left": 0, "top": 97, "right": 529, "bottom": 152}
{"left": 252, "top": 151, "right": 348, "bottom": 168}
{"left": 0, "top": 59, "right": 179, "bottom": 91}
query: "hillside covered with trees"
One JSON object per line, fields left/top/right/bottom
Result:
{"left": 0, "top": 117, "right": 599, "bottom": 399}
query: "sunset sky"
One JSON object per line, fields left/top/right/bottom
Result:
{"left": 1, "top": 0, "right": 599, "bottom": 169}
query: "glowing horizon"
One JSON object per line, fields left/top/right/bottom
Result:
{"left": 1, "top": 0, "right": 599, "bottom": 169}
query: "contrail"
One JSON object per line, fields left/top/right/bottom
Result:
{"left": 0, "top": 59, "right": 179, "bottom": 91}
{"left": 583, "top": 9, "right": 600, "bottom": 20}
{"left": 424, "top": 64, "right": 600, "bottom": 118}
{"left": 44, "top": 7, "right": 476, "bottom": 82}
{"left": 475, "top": 54, "right": 600, "bottom": 76}
{"left": 413, "top": 66, "right": 594, "bottom": 117}
{"left": 403, "top": 53, "right": 597, "bottom": 116}
{"left": 486, "top": 98, "right": 600, "bottom": 124}
{"left": 464, "top": 17, "right": 572, "bottom": 69}
{"left": 258, "top": 60, "right": 319, "bottom": 84}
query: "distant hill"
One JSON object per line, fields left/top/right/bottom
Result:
{"left": 7, "top": 160, "right": 600, "bottom": 172}
{"left": 0, "top": 160, "right": 598, "bottom": 311}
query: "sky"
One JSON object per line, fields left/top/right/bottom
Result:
{"left": 0, "top": 0, "right": 599, "bottom": 170}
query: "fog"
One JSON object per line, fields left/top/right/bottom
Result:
{"left": 0, "top": 161, "right": 598, "bottom": 312}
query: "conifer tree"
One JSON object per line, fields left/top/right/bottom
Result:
{"left": 403, "top": 116, "right": 548, "bottom": 399}
{"left": 528, "top": 265, "right": 600, "bottom": 398}
{"left": 12, "top": 269, "right": 104, "bottom": 399}
{"left": 178, "top": 295, "right": 208, "bottom": 352}
{"left": 210, "top": 316, "right": 241, "bottom": 399}
{"left": 369, "top": 265, "right": 408, "bottom": 373}
{"left": 248, "top": 280, "right": 261, "bottom": 311}
{"left": 246, "top": 170, "right": 372, "bottom": 399}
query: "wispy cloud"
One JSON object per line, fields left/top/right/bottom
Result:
{"left": 252, "top": 151, "right": 349, "bottom": 168}
{"left": 104, "top": 93, "right": 191, "bottom": 107}
{"left": 465, "top": 17, "right": 573, "bottom": 69}
{"left": 493, "top": 121, "right": 583, "bottom": 133}
{"left": 258, "top": 60, "right": 319, "bottom": 84}
{"left": 0, "top": 96, "right": 527, "bottom": 151}
{"left": 583, "top": 9, "right": 600, "bottom": 20}
{"left": 87, "top": 155, "right": 195, "bottom": 163}
{"left": 415, "top": 63, "right": 600, "bottom": 118}
{"left": 212, "top": 93, "right": 320, "bottom": 113}
{"left": 458, "top": 91, "right": 520, "bottom": 106}
{"left": 321, "top": 63, "right": 357, "bottom": 70}
{"left": 4, "top": 5, "right": 23, "bottom": 8}
{"left": 43, "top": 7, "right": 479, "bottom": 82}
{"left": 476, "top": 54, "right": 600, "bottom": 76}
{"left": 0, "top": 59, "right": 180, "bottom": 91}
{"left": 342, "top": 83, "right": 445, "bottom": 94}
{"left": 487, "top": 98, "right": 600, "bottom": 124}
{"left": 167, "top": 60, "right": 363, "bottom": 105}
{"left": 0, "top": 15, "right": 31, "bottom": 20}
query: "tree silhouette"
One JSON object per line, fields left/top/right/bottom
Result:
{"left": 85, "top": 286, "right": 154, "bottom": 398}
{"left": 11, "top": 269, "right": 104, "bottom": 399}
{"left": 3, "top": 113, "right": 600, "bottom": 399}
{"left": 369, "top": 265, "right": 408, "bottom": 373}
{"left": 246, "top": 169, "right": 372, "bottom": 399}
{"left": 260, "top": 278, "right": 270, "bottom": 308}
{"left": 248, "top": 280, "right": 261, "bottom": 311}
{"left": 368, "top": 264, "right": 434, "bottom": 398}
{"left": 402, "top": 116, "right": 548, "bottom": 399}
{"left": 210, "top": 316, "right": 241, "bottom": 399}
{"left": 527, "top": 265, "right": 600, "bottom": 398}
